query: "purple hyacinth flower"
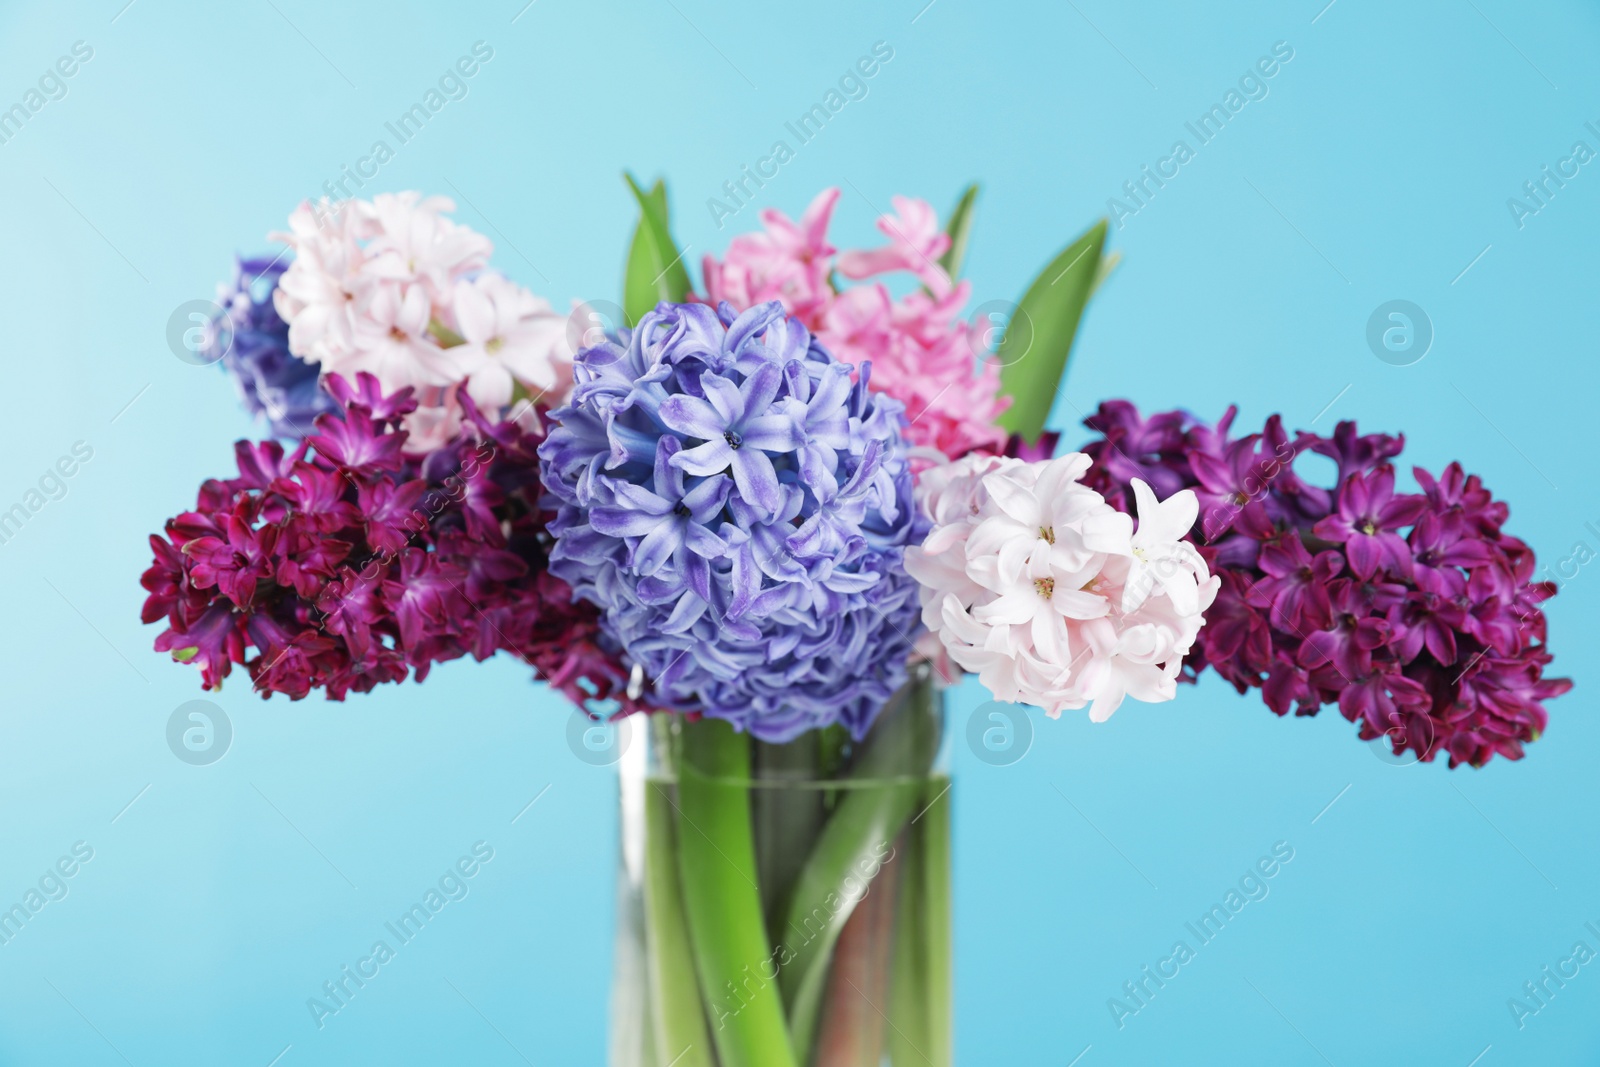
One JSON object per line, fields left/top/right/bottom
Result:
{"left": 540, "top": 300, "right": 926, "bottom": 741}
{"left": 208, "top": 255, "right": 338, "bottom": 438}
{"left": 1306, "top": 419, "right": 1404, "bottom": 485}
{"left": 1296, "top": 580, "right": 1390, "bottom": 680}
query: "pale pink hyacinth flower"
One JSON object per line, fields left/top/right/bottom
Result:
{"left": 343, "top": 280, "right": 461, "bottom": 389}
{"left": 270, "top": 192, "right": 572, "bottom": 450}
{"left": 904, "top": 453, "right": 1218, "bottom": 721}
{"left": 702, "top": 187, "right": 1010, "bottom": 465}
{"left": 448, "top": 273, "right": 570, "bottom": 410}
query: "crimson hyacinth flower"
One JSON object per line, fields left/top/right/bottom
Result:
{"left": 1305, "top": 419, "right": 1404, "bottom": 485}
{"left": 1414, "top": 461, "right": 1508, "bottom": 534}
{"left": 140, "top": 372, "right": 645, "bottom": 716}
{"left": 1187, "top": 431, "right": 1274, "bottom": 541}
{"left": 1388, "top": 588, "right": 1467, "bottom": 666}
{"left": 182, "top": 509, "right": 279, "bottom": 608}
{"left": 1196, "top": 570, "right": 1273, "bottom": 674}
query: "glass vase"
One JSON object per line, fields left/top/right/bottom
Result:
{"left": 609, "top": 668, "right": 951, "bottom": 1067}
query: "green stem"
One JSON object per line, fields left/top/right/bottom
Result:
{"left": 780, "top": 674, "right": 941, "bottom": 1064}
{"left": 676, "top": 718, "right": 798, "bottom": 1067}
{"left": 920, "top": 775, "right": 953, "bottom": 1067}
{"left": 752, "top": 732, "right": 826, "bottom": 932}
{"left": 886, "top": 825, "right": 926, "bottom": 1066}
{"left": 644, "top": 776, "right": 715, "bottom": 1067}
{"left": 812, "top": 841, "right": 903, "bottom": 1065}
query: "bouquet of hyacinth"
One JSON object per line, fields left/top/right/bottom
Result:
{"left": 140, "top": 180, "right": 1567, "bottom": 1067}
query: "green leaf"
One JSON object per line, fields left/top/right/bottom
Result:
{"left": 623, "top": 174, "right": 693, "bottom": 326}
{"left": 623, "top": 179, "right": 668, "bottom": 326}
{"left": 937, "top": 183, "right": 979, "bottom": 280}
{"left": 994, "top": 219, "right": 1108, "bottom": 443}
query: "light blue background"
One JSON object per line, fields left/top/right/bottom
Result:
{"left": 0, "top": 0, "right": 1595, "bottom": 1063}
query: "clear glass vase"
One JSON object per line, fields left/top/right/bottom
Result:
{"left": 609, "top": 668, "right": 951, "bottom": 1067}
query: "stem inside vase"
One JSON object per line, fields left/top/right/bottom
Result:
{"left": 615, "top": 670, "right": 951, "bottom": 1067}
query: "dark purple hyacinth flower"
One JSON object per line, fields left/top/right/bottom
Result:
{"left": 1080, "top": 402, "right": 1571, "bottom": 768}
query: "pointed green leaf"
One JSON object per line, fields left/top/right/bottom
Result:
{"left": 623, "top": 179, "right": 667, "bottom": 326}
{"left": 937, "top": 183, "right": 979, "bottom": 280}
{"left": 994, "top": 219, "right": 1107, "bottom": 443}
{"left": 623, "top": 174, "right": 693, "bottom": 326}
